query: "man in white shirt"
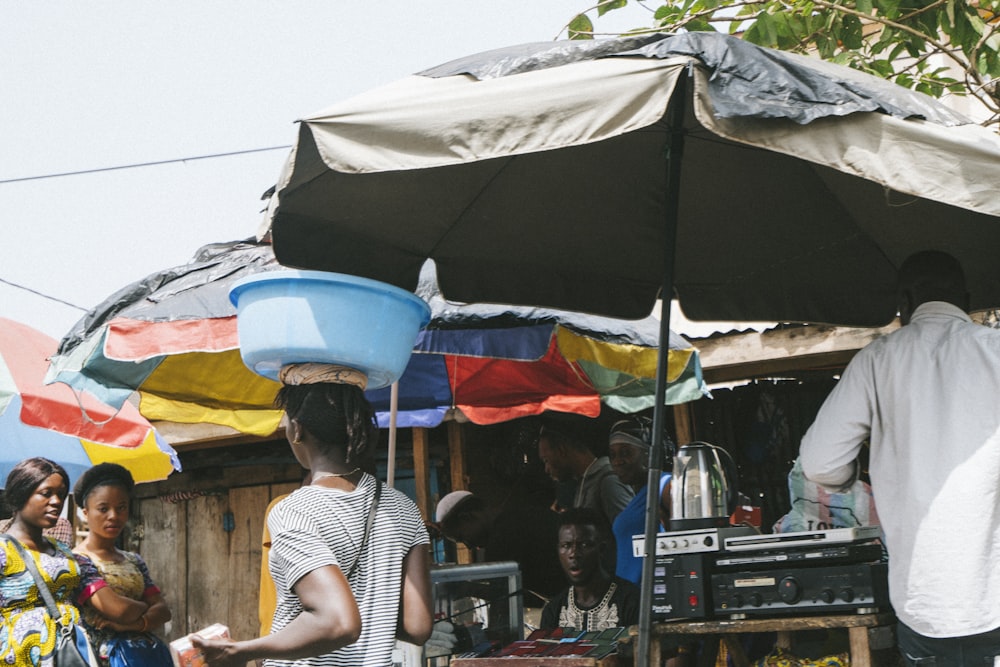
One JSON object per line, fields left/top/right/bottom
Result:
{"left": 800, "top": 251, "right": 1000, "bottom": 666}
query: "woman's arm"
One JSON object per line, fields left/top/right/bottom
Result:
{"left": 99, "top": 592, "right": 170, "bottom": 633}
{"left": 192, "top": 564, "right": 362, "bottom": 667}
{"left": 86, "top": 586, "right": 148, "bottom": 623}
{"left": 396, "top": 544, "right": 432, "bottom": 645}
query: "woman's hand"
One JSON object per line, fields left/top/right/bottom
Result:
{"left": 190, "top": 635, "right": 244, "bottom": 667}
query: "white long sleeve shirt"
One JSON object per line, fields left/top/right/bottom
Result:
{"left": 800, "top": 302, "right": 1000, "bottom": 638}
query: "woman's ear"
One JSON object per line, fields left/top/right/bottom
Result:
{"left": 287, "top": 418, "right": 303, "bottom": 445}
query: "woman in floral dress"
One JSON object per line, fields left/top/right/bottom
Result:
{"left": 72, "top": 463, "right": 171, "bottom": 667}
{"left": 0, "top": 457, "right": 148, "bottom": 666}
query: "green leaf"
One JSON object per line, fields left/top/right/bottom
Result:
{"left": 877, "top": 0, "right": 902, "bottom": 19}
{"left": 841, "top": 14, "right": 863, "bottom": 49}
{"left": 968, "top": 12, "right": 987, "bottom": 36}
{"left": 686, "top": 18, "right": 717, "bottom": 32}
{"left": 653, "top": 5, "right": 672, "bottom": 20}
{"left": 597, "top": 0, "right": 628, "bottom": 17}
{"left": 870, "top": 59, "right": 895, "bottom": 76}
{"left": 760, "top": 12, "right": 779, "bottom": 46}
{"left": 568, "top": 14, "right": 594, "bottom": 40}
{"left": 895, "top": 72, "right": 914, "bottom": 89}
{"left": 856, "top": 0, "right": 873, "bottom": 14}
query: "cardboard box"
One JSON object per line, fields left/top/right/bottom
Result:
{"left": 169, "top": 623, "right": 231, "bottom": 667}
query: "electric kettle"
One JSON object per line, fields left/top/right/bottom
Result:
{"left": 669, "top": 441, "right": 740, "bottom": 530}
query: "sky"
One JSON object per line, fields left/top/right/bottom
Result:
{"left": 1, "top": 2, "right": 656, "bottom": 340}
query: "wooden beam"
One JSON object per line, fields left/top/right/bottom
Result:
{"left": 412, "top": 428, "right": 432, "bottom": 521}
{"left": 153, "top": 420, "right": 282, "bottom": 449}
{"left": 695, "top": 323, "right": 898, "bottom": 384}
{"left": 673, "top": 403, "right": 694, "bottom": 444}
{"left": 133, "top": 462, "right": 305, "bottom": 500}
{"left": 447, "top": 421, "right": 468, "bottom": 491}
{"left": 446, "top": 421, "right": 474, "bottom": 564}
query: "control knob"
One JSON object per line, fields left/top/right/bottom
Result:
{"left": 819, "top": 588, "right": 836, "bottom": 604}
{"left": 748, "top": 593, "right": 763, "bottom": 608}
{"left": 840, "top": 588, "right": 855, "bottom": 603}
{"left": 778, "top": 576, "right": 801, "bottom": 604}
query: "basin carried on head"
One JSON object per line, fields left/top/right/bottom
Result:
{"left": 229, "top": 270, "right": 431, "bottom": 390}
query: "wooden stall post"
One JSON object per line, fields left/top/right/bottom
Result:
{"left": 447, "top": 421, "right": 473, "bottom": 564}
{"left": 673, "top": 402, "right": 695, "bottom": 444}
{"left": 412, "top": 427, "right": 432, "bottom": 520}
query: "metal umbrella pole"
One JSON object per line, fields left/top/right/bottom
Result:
{"left": 637, "top": 71, "right": 687, "bottom": 667}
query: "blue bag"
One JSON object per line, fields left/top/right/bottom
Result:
{"left": 104, "top": 634, "right": 173, "bottom": 667}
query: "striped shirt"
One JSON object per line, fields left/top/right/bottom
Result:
{"left": 265, "top": 474, "right": 429, "bottom": 667}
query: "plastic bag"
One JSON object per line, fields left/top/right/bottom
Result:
{"left": 772, "top": 458, "right": 879, "bottom": 533}
{"left": 105, "top": 633, "right": 173, "bottom": 667}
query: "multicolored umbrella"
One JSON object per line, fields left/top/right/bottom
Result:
{"left": 48, "top": 240, "right": 706, "bottom": 436}
{"left": 0, "top": 318, "right": 179, "bottom": 485}
{"left": 367, "top": 266, "right": 707, "bottom": 427}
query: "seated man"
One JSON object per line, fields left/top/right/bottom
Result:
{"left": 540, "top": 507, "right": 639, "bottom": 632}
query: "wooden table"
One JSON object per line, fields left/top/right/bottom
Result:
{"left": 452, "top": 657, "right": 619, "bottom": 667}
{"left": 629, "top": 613, "right": 896, "bottom": 667}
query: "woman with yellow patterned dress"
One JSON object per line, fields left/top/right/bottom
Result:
{"left": 0, "top": 457, "right": 147, "bottom": 666}
{"left": 72, "top": 463, "right": 172, "bottom": 667}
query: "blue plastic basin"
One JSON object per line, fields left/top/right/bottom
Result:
{"left": 229, "top": 270, "right": 431, "bottom": 390}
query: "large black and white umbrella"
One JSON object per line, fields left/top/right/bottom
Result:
{"left": 262, "top": 31, "right": 1000, "bottom": 660}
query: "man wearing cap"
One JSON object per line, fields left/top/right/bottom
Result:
{"left": 434, "top": 490, "right": 563, "bottom": 608}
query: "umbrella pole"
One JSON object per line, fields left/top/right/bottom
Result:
{"left": 387, "top": 380, "right": 399, "bottom": 487}
{"left": 637, "top": 71, "right": 687, "bottom": 667}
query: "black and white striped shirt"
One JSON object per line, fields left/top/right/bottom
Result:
{"left": 266, "top": 473, "right": 428, "bottom": 667}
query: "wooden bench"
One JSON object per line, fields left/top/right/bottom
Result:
{"left": 629, "top": 613, "right": 896, "bottom": 667}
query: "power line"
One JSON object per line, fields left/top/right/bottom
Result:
{"left": 0, "top": 145, "right": 292, "bottom": 184}
{"left": 0, "top": 276, "right": 89, "bottom": 311}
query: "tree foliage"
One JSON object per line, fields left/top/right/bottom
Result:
{"left": 566, "top": 0, "right": 1000, "bottom": 126}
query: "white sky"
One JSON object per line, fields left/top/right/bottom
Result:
{"left": 1, "top": 1, "right": 654, "bottom": 339}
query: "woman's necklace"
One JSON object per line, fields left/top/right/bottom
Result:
{"left": 311, "top": 468, "right": 361, "bottom": 482}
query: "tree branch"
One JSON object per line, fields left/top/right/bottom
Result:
{"left": 808, "top": 0, "right": 972, "bottom": 72}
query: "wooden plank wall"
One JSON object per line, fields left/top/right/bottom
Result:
{"left": 134, "top": 461, "right": 304, "bottom": 644}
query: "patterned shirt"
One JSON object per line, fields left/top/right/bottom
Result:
{"left": 266, "top": 474, "right": 428, "bottom": 667}
{"left": 540, "top": 577, "right": 640, "bottom": 632}
{"left": 0, "top": 537, "right": 105, "bottom": 666}
{"left": 79, "top": 551, "right": 163, "bottom": 667}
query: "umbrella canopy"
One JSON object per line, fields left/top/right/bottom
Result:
{"left": 0, "top": 318, "right": 179, "bottom": 485}
{"left": 48, "top": 240, "right": 707, "bottom": 436}
{"left": 266, "top": 31, "right": 1000, "bottom": 328}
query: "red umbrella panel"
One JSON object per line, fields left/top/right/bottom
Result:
{"left": 0, "top": 318, "right": 180, "bottom": 484}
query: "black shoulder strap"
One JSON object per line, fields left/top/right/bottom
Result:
{"left": 2, "top": 535, "right": 62, "bottom": 620}
{"left": 346, "top": 477, "right": 381, "bottom": 579}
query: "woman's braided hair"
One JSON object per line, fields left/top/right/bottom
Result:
{"left": 275, "top": 382, "right": 378, "bottom": 465}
